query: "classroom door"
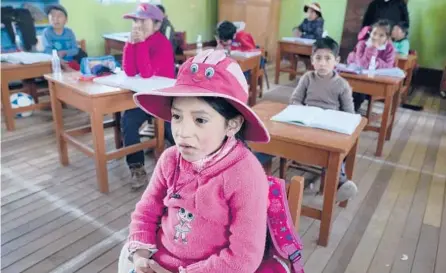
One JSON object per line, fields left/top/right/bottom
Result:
{"left": 339, "top": 0, "right": 373, "bottom": 61}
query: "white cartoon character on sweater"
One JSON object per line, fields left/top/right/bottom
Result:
{"left": 174, "top": 208, "right": 194, "bottom": 244}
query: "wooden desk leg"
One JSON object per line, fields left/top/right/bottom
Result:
{"left": 340, "top": 139, "right": 359, "bottom": 208}
{"left": 1, "top": 79, "right": 16, "bottom": 131}
{"left": 275, "top": 44, "right": 281, "bottom": 84}
{"left": 104, "top": 39, "right": 111, "bottom": 55}
{"left": 376, "top": 92, "right": 394, "bottom": 157}
{"left": 113, "top": 112, "right": 122, "bottom": 149}
{"left": 289, "top": 54, "right": 297, "bottom": 81}
{"left": 386, "top": 88, "right": 401, "bottom": 140}
{"left": 48, "top": 82, "right": 69, "bottom": 165}
{"left": 154, "top": 118, "right": 165, "bottom": 160}
{"left": 90, "top": 110, "right": 109, "bottom": 193}
{"left": 319, "top": 153, "right": 342, "bottom": 246}
{"left": 248, "top": 64, "right": 258, "bottom": 106}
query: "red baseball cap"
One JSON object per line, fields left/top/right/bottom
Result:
{"left": 134, "top": 49, "right": 270, "bottom": 143}
{"left": 123, "top": 3, "right": 164, "bottom": 21}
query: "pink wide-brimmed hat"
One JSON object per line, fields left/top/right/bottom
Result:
{"left": 133, "top": 49, "right": 270, "bottom": 143}
{"left": 123, "top": 3, "right": 164, "bottom": 21}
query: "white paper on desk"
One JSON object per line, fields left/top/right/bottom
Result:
{"left": 1, "top": 52, "right": 52, "bottom": 64}
{"left": 102, "top": 32, "right": 130, "bottom": 43}
{"left": 230, "top": 50, "right": 262, "bottom": 58}
{"left": 93, "top": 72, "right": 176, "bottom": 93}
{"left": 336, "top": 63, "right": 362, "bottom": 74}
{"left": 361, "top": 68, "right": 406, "bottom": 78}
{"left": 281, "top": 37, "right": 316, "bottom": 45}
{"left": 271, "top": 105, "right": 361, "bottom": 135}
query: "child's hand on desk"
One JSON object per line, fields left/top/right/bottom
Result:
{"left": 293, "top": 29, "right": 302, "bottom": 37}
{"left": 58, "top": 51, "right": 67, "bottom": 58}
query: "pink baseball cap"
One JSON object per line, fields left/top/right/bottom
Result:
{"left": 133, "top": 49, "right": 270, "bottom": 143}
{"left": 123, "top": 3, "right": 164, "bottom": 21}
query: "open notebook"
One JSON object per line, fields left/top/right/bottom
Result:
{"left": 281, "top": 37, "right": 316, "bottom": 45}
{"left": 230, "top": 50, "right": 262, "bottom": 58}
{"left": 336, "top": 63, "right": 406, "bottom": 78}
{"left": 1, "top": 52, "right": 52, "bottom": 64}
{"left": 271, "top": 105, "right": 362, "bottom": 135}
{"left": 93, "top": 72, "right": 176, "bottom": 93}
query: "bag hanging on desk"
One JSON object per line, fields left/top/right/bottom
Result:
{"left": 80, "top": 55, "right": 119, "bottom": 77}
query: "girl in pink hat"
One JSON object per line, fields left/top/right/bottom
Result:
{"left": 118, "top": 49, "right": 275, "bottom": 273}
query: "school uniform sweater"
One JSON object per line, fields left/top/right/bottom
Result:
{"left": 128, "top": 142, "right": 269, "bottom": 273}
{"left": 122, "top": 31, "right": 175, "bottom": 79}
{"left": 42, "top": 26, "right": 78, "bottom": 61}
{"left": 297, "top": 17, "right": 324, "bottom": 39}
{"left": 231, "top": 30, "right": 257, "bottom": 51}
{"left": 290, "top": 71, "right": 355, "bottom": 113}
{"left": 393, "top": 38, "right": 410, "bottom": 56}
{"left": 347, "top": 40, "right": 396, "bottom": 69}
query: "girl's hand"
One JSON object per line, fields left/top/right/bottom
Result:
{"left": 58, "top": 51, "right": 67, "bottom": 58}
{"left": 148, "top": 259, "right": 173, "bottom": 273}
{"left": 293, "top": 29, "right": 302, "bottom": 37}
{"left": 133, "top": 252, "right": 154, "bottom": 273}
{"left": 130, "top": 27, "right": 144, "bottom": 44}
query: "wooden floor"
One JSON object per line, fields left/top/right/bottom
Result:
{"left": 1, "top": 73, "right": 446, "bottom": 273}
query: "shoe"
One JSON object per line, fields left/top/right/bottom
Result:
{"left": 129, "top": 164, "right": 148, "bottom": 190}
{"left": 139, "top": 121, "right": 155, "bottom": 137}
{"left": 336, "top": 180, "right": 358, "bottom": 202}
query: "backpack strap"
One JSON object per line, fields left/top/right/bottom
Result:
{"left": 266, "top": 176, "right": 305, "bottom": 273}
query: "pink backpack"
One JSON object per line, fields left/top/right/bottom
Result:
{"left": 256, "top": 176, "right": 305, "bottom": 273}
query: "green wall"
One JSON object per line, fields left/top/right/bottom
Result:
{"left": 278, "top": 0, "right": 446, "bottom": 69}
{"left": 61, "top": 0, "right": 218, "bottom": 57}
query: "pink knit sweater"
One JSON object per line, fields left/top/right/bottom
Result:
{"left": 122, "top": 31, "right": 175, "bottom": 79}
{"left": 129, "top": 143, "right": 269, "bottom": 272}
{"left": 347, "top": 40, "right": 396, "bottom": 69}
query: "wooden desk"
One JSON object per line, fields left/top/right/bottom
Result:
{"left": 341, "top": 73, "right": 403, "bottom": 157}
{"left": 183, "top": 48, "right": 261, "bottom": 106}
{"left": 395, "top": 54, "right": 417, "bottom": 101}
{"left": 103, "top": 33, "right": 128, "bottom": 55}
{"left": 1, "top": 62, "right": 52, "bottom": 131}
{"left": 275, "top": 40, "right": 313, "bottom": 84}
{"left": 44, "top": 72, "right": 165, "bottom": 193}
{"left": 249, "top": 101, "right": 367, "bottom": 246}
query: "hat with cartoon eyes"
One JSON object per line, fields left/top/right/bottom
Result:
{"left": 133, "top": 49, "right": 270, "bottom": 143}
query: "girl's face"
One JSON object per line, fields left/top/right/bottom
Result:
{"left": 391, "top": 25, "right": 405, "bottom": 40}
{"left": 370, "top": 26, "right": 389, "bottom": 46}
{"left": 132, "top": 18, "right": 160, "bottom": 37}
{"left": 306, "top": 8, "right": 319, "bottom": 21}
{"left": 171, "top": 97, "right": 242, "bottom": 162}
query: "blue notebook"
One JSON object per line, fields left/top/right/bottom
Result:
{"left": 271, "top": 105, "right": 361, "bottom": 135}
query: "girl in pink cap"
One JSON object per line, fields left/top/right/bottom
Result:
{"left": 121, "top": 3, "right": 175, "bottom": 190}
{"left": 118, "top": 49, "right": 275, "bottom": 273}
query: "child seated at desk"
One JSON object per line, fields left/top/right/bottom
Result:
{"left": 42, "top": 4, "right": 85, "bottom": 70}
{"left": 215, "top": 21, "right": 256, "bottom": 52}
{"left": 347, "top": 19, "right": 396, "bottom": 111}
{"left": 290, "top": 37, "right": 357, "bottom": 202}
{"left": 122, "top": 3, "right": 175, "bottom": 190}
{"left": 292, "top": 2, "right": 324, "bottom": 39}
{"left": 391, "top": 21, "right": 410, "bottom": 56}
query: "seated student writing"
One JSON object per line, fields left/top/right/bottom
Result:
{"left": 118, "top": 49, "right": 270, "bottom": 273}
{"left": 215, "top": 21, "right": 257, "bottom": 52}
{"left": 391, "top": 21, "right": 410, "bottom": 56}
{"left": 293, "top": 2, "right": 324, "bottom": 39}
{"left": 290, "top": 37, "right": 358, "bottom": 202}
{"left": 42, "top": 4, "right": 83, "bottom": 70}
{"left": 121, "top": 3, "right": 175, "bottom": 190}
{"left": 347, "top": 19, "right": 396, "bottom": 111}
